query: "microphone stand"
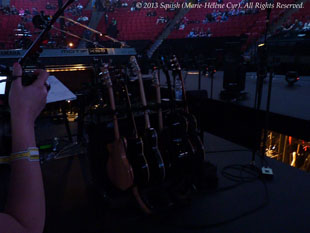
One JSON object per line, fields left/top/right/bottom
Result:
{"left": 62, "top": 16, "right": 128, "bottom": 48}
{"left": 251, "top": 0, "right": 274, "bottom": 165}
{"left": 51, "top": 26, "right": 105, "bottom": 48}
{"left": 59, "top": 16, "right": 129, "bottom": 48}
{"left": 19, "top": 0, "right": 75, "bottom": 66}
{"left": 0, "top": 0, "right": 75, "bottom": 82}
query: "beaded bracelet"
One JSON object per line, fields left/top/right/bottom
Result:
{"left": 0, "top": 147, "right": 40, "bottom": 164}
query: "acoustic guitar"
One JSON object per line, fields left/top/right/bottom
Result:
{"left": 170, "top": 55, "right": 206, "bottom": 161}
{"left": 151, "top": 67, "right": 173, "bottom": 171}
{"left": 160, "top": 56, "right": 195, "bottom": 174}
{"left": 120, "top": 76, "right": 150, "bottom": 187}
{"left": 130, "top": 56, "right": 166, "bottom": 184}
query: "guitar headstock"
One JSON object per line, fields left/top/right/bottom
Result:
{"left": 170, "top": 55, "right": 181, "bottom": 74}
{"left": 129, "top": 56, "right": 140, "bottom": 75}
{"left": 152, "top": 66, "right": 160, "bottom": 87}
{"left": 101, "top": 64, "right": 112, "bottom": 87}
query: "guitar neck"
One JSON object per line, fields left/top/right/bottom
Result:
{"left": 177, "top": 70, "right": 189, "bottom": 113}
{"left": 137, "top": 71, "right": 151, "bottom": 129}
{"left": 123, "top": 83, "right": 139, "bottom": 138}
{"left": 163, "top": 69, "right": 176, "bottom": 112}
{"left": 107, "top": 85, "right": 120, "bottom": 140}
{"left": 156, "top": 86, "right": 164, "bottom": 132}
{"left": 153, "top": 72, "right": 164, "bottom": 132}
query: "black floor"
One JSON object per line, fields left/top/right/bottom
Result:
{"left": 40, "top": 133, "right": 310, "bottom": 233}
{"left": 39, "top": 70, "right": 310, "bottom": 232}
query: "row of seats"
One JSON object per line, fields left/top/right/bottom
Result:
{"left": 10, "top": 0, "right": 89, "bottom": 11}
{"left": 0, "top": 15, "right": 21, "bottom": 48}
{"left": 96, "top": 0, "right": 182, "bottom": 41}
{"left": 95, "top": 0, "right": 298, "bottom": 48}
{"left": 290, "top": 2, "right": 310, "bottom": 22}
{"left": 1, "top": 0, "right": 308, "bottom": 50}
{"left": 0, "top": 0, "right": 91, "bottom": 49}
{"left": 168, "top": 0, "right": 298, "bottom": 49}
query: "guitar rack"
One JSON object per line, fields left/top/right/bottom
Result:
{"left": 87, "top": 108, "right": 218, "bottom": 214}
{"left": 85, "top": 60, "right": 218, "bottom": 214}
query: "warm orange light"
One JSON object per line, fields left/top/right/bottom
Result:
{"left": 68, "top": 42, "right": 74, "bottom": 47}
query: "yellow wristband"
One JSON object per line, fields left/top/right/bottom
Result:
{"left": 0, "top": 156, "right": 10, "bottom": 164}
{"left": 10, "top": 147, "right": 40, "bottom": 162}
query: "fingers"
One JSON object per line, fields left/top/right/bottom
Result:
{"left": 12, "top": 63, "right": 22, "bottom": 77}
{"left": 11, "top": 63, "right": 22, "bottom": 89}
{"left": 33, "top": 69, "right": 49, "bottom": 87}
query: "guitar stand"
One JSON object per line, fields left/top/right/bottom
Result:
{"left": 76, "top": 93, "right": 86, "bottom": 143}
{"left": 61, "top": 106, "right": 73, "bottom": 143}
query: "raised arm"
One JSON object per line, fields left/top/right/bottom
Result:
{"left": 0, "top": 63, "right": 48, "bottom": 233}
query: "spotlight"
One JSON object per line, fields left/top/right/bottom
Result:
{"left": 68, "top": 42, "right": 74, "bottom": 48}
{"left": 285, "top": 71, "right": 299, "bottom": 86}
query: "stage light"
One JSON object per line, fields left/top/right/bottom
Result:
{"left": 258, "top": 43, "right": 265, "bottom": 47}
{"left": 285, "top": 71, "right": 299, "bottom": 85}
{"left": 187, "top": 71, "right": 199, "bottom": 75}
{"left": 68, "top": 42, "right": 74, "bottom": 47}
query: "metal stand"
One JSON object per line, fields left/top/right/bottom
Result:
{"left": 77, "top": 93, "right": 86, "bottom": 143}
{"left": 251, "top": 1, "right": 274, "bottom": 164}
{"left": 198, "top": 68, "right": 202, "bottom": 90}
{"left": 61, "top": 106, "right": 73, "bottom": 143}
{"left": 210, "top": 70, "right": 215, "bottom": 100}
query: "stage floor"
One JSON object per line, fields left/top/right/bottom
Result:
{"left": 38, "top": 133, "right": 310, "bottom": 233}
{"left": 158, "top": 71, "right": 310, "bottom": 121}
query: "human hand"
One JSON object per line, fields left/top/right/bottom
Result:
{"left": 9, "top": 63, "right": 49, "bottom": 125}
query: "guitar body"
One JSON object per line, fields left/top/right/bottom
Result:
{"left": 170, "top": 55, "right": 205, "bottom": 166}
{"left": 165, "top": 112, "right": 195, "bottom": 175}
{"left": 157, "top": 131, "right": 172, "bottom": 174}
{"left": 127, "top": 137, "right": 150, "bottom": 187}
{"left": 180, "top": 111, "right": 205, "bottom": 161}
{"left": 106, "top": 137, "right": 134, "bottom": 191}
{"left": 143, "top": 127, "right": 166, "bottom": 183}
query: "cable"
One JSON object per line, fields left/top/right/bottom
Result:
{"left": 181, "top": 179, "right": 269, "bottom": 230}
{"left": 205, "top": 149, "right": 250, "bottom": 154}
{"left": 162, "top": 163, "right": 269, "bottom": 230}
{"left": 221, "top": 164, "right": 260, "bottom": 182}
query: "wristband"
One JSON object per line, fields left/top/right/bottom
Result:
{"left": 10, "top": 147, "right": 40, "bottom": 162}
{"left": 0, "top": 156, "right": 10, "bottom": 164}
{"left": 8, "top": 147, "right": 40, "bottom": 163}
{"left": 0, "top": 148, "right": 40, "bottom": 164}
{"left": 28, "top": 147, "right": 40, "bottom": 161}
